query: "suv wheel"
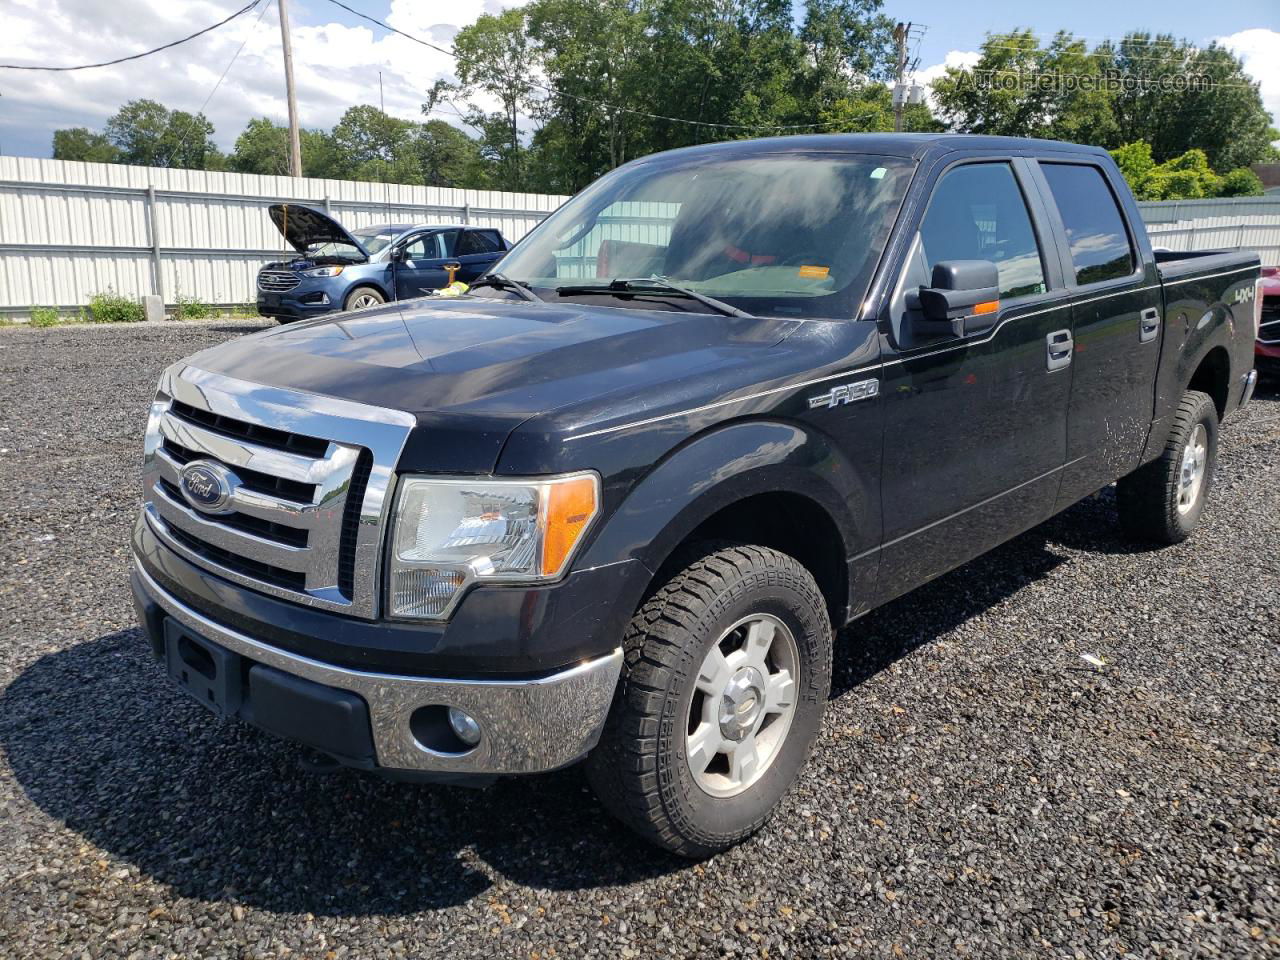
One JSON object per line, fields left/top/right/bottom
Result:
{"left": 344, "top": 287, "right": 386, "bottom": 312}
{"left": 586, "top": 544, "right": 832, "bottom": 857}
{"left": 1117, "top": 389, "right": 1219, "bottom": 544}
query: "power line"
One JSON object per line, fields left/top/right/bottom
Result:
{"left": 196, "top": 0, "right": 271, "bottom": 116}
{"left": 321, "top": 0, "right": 881, "bottom": 133}
{"left": 0, "top": 0, "right": 263, "bottom": 71}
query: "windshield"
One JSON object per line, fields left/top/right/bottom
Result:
{"left": 304, "top": 230, "right": 396, "bottom": 260}
{"left": 496, "top": 152, "right": 914, "bottom": 320}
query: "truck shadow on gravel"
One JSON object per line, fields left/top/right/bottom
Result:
{"left": 0, "top": 497, "right": 1135, "bottom": 916}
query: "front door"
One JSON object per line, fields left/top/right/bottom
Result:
{"left": 393, "top": 232, "right": 450, "bottom": 299}
{"left": 876, "top": 157, "right": 1073, "bottom": 603}
{"left": 1033, "top": 161, "right": 1164, "bottom": 507}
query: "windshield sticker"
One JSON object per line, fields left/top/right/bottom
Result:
{"left": 870, "top": 167, "right": 887, "bottom": 179}
{"left": 798, "top": 265, "right": 830, "bottom": 279}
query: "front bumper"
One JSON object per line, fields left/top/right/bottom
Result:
{"left": 132, "top": 561, "right": 622, "bottom": 776}
{"left": 256, "top": 291, "right": 337, "bottom": 320}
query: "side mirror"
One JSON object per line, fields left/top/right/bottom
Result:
{"left": 390, "top": 246, "right": 407, "bottom": 263}
{"left": 913, "top": 260, "right": 1001, "bottom": 338}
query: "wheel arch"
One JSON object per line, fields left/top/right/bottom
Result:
{"left": 576, "top": 419, "right": 875, "bottom": 626}
{"left": 1186, "top": 344, "right": 1231, "bottom": 421}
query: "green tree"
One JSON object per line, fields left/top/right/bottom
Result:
{"left": 414, "top": 119, "right": 492, "bottom": 188}
{"left": 1109, "top": 143, "right": 1264, "bottom": 200}
{"left": 102, "top": 99, "right": 216, "bottom": 168}
{"left": 230, "top": 117, "right": 342, "bottom": 178}
{"left": 51, "top": 127, "right": 120, "bottom": 163}
{"left": 935, "top": 30, "right": 1275, "bottom": 170}
{"left": 328, "top": 105, "right": 424, "bottom": 183}
{"left": 1217, "top": 167, "right": 1264, "bottom": 197}
{"left": 451, "top": 8, "right": 539, "bottom": 187}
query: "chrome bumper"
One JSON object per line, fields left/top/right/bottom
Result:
{"left": 1241, "top": 369, "right": 1258, "bottom": 408}
{"left": 134, "top": 562, "right": 622, "bottom": 775}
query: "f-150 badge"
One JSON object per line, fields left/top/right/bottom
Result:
{"left": 808, "top": 378, "right": 879, "bottom": 409}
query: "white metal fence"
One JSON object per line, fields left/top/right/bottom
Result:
{"left": 1137, "top": 197, "right": 1280, "bottom": 267}
{"left": 0, "top": 156, "right": 568, "bottom": 318}
{"left": 2, "top": 158, "right": 1277, "bottom": 321}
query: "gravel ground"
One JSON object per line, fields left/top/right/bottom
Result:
{"left": 0, "top": 319, "right": 1276, "bottom": 959}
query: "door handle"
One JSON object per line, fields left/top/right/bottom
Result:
{"left": 1139, "top": 307, "right": 1161, "bottom": 343}
{"left": 1046, "top": 329, "right": 1073, "bottom": 372}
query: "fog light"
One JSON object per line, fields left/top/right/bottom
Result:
{"left": 447, "top": 707, "right": 482, "bottom": 747}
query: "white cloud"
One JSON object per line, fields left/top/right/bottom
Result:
{"left": 912, "top": 50, "right": 981, "bottom": 111}
{"left": 914, "top": 49, "right": 981, "bottom": 90}
{"left": 1214, "top": 28, "right": 1280, "bottom": 130}
{"left": 0, "top": 0, "right": 527, "bottom": 157}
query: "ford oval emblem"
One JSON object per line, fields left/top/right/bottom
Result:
{"left": 179, "top": 460, "right": 238, "bottom": 514}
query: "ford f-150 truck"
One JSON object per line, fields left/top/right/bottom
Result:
{"left": 132, "top": 134, "right": 1263, "bottom": 857}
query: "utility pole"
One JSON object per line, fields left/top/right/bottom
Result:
{"left": 892, "top": 21, "right": 910, "bottom": 133}
{"left": 278, "top": 0, "right": 303, "bottom": 177}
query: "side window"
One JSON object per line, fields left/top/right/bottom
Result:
{"left": 437, "top": 229, "right": 460, "bottom": 258}
{"left": 919, "top": 163, "right": 1047, "bottom": 300}
{"left": 457, "top": 230, "right": 502, "bottom": 255}
{"left": 400, "top": 235, "right": 431, "bottom": 260}
{"left": 1040, "top": 163, "right": 1135, "bottom": 285}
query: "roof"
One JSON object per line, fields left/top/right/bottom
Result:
{"left": 356, "top": 222, "right": 472, "bottom": 234}
{"left": 637, "top": 133, "right": 1112, "bottom": 165}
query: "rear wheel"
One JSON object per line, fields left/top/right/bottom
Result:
{"left": 586, "top": 544, "right": 832, "bottom": 857}
{"left": 1116, "top": 389, "right": 1219, "bottom": 544}
{"left": 343, "top": 287, "right": 386, "bottom": 312}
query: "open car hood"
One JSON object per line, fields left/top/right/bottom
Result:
{"left": 267, "top": 203, "right": 369, "bottom": 257}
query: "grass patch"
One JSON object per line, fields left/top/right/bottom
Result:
{"left": 174, "top": 295, "right": 214, "bottom": 321}
{"left": 30, "top": 306, "right": 60, "bottom": 328}
{"left": 87, "top": 290, "right": 144, "bottom": 324}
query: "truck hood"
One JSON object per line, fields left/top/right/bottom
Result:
{"left": 185, "top": 298, "right": 797, "bottom": 473}
{"left": 268, "top": 203, "right": 369, "bottom": 257}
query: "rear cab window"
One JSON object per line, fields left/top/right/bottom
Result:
{"left": 1039, "top": 163, "right": 1136, "bottom": 285}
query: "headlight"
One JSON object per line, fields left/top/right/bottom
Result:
{"left": 388, "top": 472, "right": 600, "bottom": 619}
{"left": 303, "top": 265, "right": 343, "bottom": 277}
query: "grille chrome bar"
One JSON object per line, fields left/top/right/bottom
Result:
{"left": 142, "top": 364, "right": 415, "bottom": 619}
{"left": 258, "top": 270, "right": 301, "bottom": 292}
{"left": 159, "top": 413, "right": 326, "bottom": 484}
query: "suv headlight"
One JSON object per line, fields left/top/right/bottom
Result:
{"left": 388, "top": 472, "right": 600, "bottom": 619}
{"left": 303, "top": 265, "right": 344, "bottom": 277}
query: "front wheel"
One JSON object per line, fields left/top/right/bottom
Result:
{"left": 586, "top": 545, "right": 832, "bottom": 857}
{"left": 343, "top": 287, "right": 386, "bottom": 312}
{"left": 1116, "top": 389, "right": 1219, "bottom": 544}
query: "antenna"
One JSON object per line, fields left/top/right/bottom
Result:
{"left": 379, "top": 70, "right": 392, "bottom": 222}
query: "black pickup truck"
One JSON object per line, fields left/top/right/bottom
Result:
{"left": 132, "top": 134, "right": 1262, "bottom": 857}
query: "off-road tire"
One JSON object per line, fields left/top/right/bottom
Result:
{"left": 1117, "top": 389, "right": 1219, "bottom": 544}
{"left": 586, "top": 544, "right": 832, "bottom": 857}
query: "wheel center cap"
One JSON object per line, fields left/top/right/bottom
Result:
{"left": 719, "top": 666, "right": 765, "bottom": 740}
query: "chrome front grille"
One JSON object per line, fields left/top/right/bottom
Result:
{"left": 258, "top": 270, "right": 301, "bottom": 292}
{"left": 1261, "top": 301, "right": 1280, "bottom": 345}
{"left": 142, "top": 365, "right": 415, "bottom": 619}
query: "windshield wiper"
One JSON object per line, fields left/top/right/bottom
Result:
{"left": 469, "top": 273, "right": 542, "bottom": 303}
{"left": 555, "top": 276, "right": 754, "bottom": 318}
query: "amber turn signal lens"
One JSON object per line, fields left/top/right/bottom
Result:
{"left": 973, "top": 300, "right": 1000, "bottom": 315}
{"left": 540, "top": 473, "right": 599, "bottom": 577}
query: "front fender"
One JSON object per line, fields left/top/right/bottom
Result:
{"left": 576, "top": 418, "right": 878, "bottom": 614}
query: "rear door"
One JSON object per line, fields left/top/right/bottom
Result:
{"left": 393, "top": 232, "right": 450, "bottom": 298}
{"left": 876, "top": 156, "right": 1073, "bottom": 601}
{"left": 455, "top": 229, "right": 506, "bottom": 283}
{"left": 1032, "top": 161, "right": 1163, "bottom": 506}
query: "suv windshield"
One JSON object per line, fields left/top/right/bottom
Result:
{"left": 304, "top": 231, "right": 396, "bottom": 261}
{"left": 496, "top": 152, "right": 914, "bottom": 320}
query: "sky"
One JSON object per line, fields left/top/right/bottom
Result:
{"left": 0, "top": 0, "right": 1276, "bottom": 161}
